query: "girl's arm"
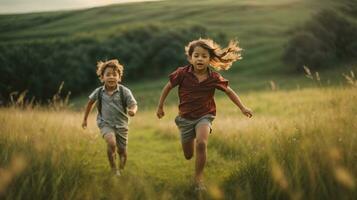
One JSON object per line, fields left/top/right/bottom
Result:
{"left": 156, "top": 81, "right": 173, "bottom": 119}
{"left": 224, "top": 86, "right": 253, "bottom": 118}
{"left": 82, "top": 99, "right": 96, "bottom": 129}
{"left": 127, "top": 104, "right": 138, "bottom": 117}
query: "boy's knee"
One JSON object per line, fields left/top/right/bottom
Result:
{"left": 107, "top": 142, "right": 116, "bottom": 152}
{"left": 107, "top": 140, "right": 116, "bottom": 148}
{"left": 104, "top": 133, "right": 116, "bottom": 143}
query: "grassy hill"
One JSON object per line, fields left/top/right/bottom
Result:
{"left": 0, "top": 0, "right": 320, "bottom": 39}
{"left": 3, "top": 0, "right": 353, "bottom": 104}
{"left": 0, "top": 0, "right": 334, "bottom": 76}
{"left": 1, "top": 0, "right": 356, "bottom": 106}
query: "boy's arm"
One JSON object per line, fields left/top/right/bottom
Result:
{"left": 224, "top": 86, "right": 253, "bottom": 118}
{"left": 156, "top": 81, "right": 174, "bottom": 119}
{"left": 127, "top": 104, "right": 138, "bottom": 117}
{"left": 82, "top": 99, "right": 96, "bottom": 129}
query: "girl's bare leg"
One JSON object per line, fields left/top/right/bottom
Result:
{"left": 182, "top": 139, "right": 195, "bottom": 160}
{"left": 194, "top": 124, "right": 210, "bottom": 183}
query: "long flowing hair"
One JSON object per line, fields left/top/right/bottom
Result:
{"left": 185, "top": 38, "right": 242, "bottom": 70}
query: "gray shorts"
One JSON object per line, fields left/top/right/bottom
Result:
{"left": 100, "top": 126, "right": 128, "bottom": 149}
{"left": 174, "top": 114, "right": 215, "bottom": 143}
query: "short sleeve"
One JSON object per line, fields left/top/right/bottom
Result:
{"left": 169, "top": 67, "right": 184, "bottom": 87}
{"left": 124, "top": 88, "right": 137, "bottom": 108}
{"left": 89, "top": 87, "right": 101, "bottom": 101}
{"left": 215, "top": 73, "right": 229, "bottom": 91}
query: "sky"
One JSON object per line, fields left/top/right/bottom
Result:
{"left": 0, "top": 0, "right": 160, "bottom": 14}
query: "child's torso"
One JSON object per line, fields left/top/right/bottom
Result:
{"left": 177, "top": 68, "right": 218, "bottom": 119}
{"left": 97, "top": 87, "right": 129, "bottom": 129}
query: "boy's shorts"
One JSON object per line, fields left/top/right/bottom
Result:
{"left": 100, "top": 126, "right": 128, "bottom": 149}
{"left": 174, "top": 114, "right": 215, "bottom": 143}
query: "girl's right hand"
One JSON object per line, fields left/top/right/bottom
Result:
{"left": 156, "top": 107, "right": 165, "bottom": 119}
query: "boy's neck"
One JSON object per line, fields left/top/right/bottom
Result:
{"left": 105, "top": 84, "right": 117, "bottom": 91}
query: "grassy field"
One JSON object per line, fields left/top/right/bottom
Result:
{"left": 1, "top": 0, "right": 356, "bottom": 199}
{"left": 1, "top": 81, "right": 356, "bottom": 199}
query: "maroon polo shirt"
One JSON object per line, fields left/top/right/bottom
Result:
{"left": 169, "top": 65, "right": 229, "bottom": 120}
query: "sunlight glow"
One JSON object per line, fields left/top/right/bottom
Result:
{"left": 0, "top": 0, "right": 162, "bottom": 14}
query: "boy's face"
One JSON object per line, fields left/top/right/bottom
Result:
{"left": 102, "top": 67, "right": 121, "bottom": 88}
{"left": 189, "top": 46, "right": 210, "bottom": 72}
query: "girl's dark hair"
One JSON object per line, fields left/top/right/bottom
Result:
{"left": 185, "top": 38, "right": 242, "bottom": 70}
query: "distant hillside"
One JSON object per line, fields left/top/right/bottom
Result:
{"left": 0, "top": 0, "right": 344, "bottom": 103}
{"left": 0, "top": 0, "right": 324, "bottom": 71}
{"left": 0, "top": 0, "right": 318, "bottom": 39}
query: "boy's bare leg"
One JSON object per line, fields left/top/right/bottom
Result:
{"left": 194, "top": 125, "right": 210, "bottom": 183}
{"left": 182, "top": 139, "right": 195, "bottom": 160}
{"left": 117, "top": 147, "right": 127, "bottom": 170}
{"left": 104, "top": 133, "right": 117, "bottom": 171}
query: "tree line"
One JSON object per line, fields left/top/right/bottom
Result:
{"left": 283, "top": 0, "right": 357, "bottom": 71}
{"left": 0, "top": 24, "right": 227, "bottom": 104}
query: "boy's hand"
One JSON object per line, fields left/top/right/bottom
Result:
{"left": 241, "top": 107, "right": 253, "bottom": 118}
{"left": 127, "top": 105, "right": 137, "bottom": 117}
{"left": 156, "top": 107, "right": 165, "bottom": 119}
{"left": 128, "top": 109, "right": 135, "bottom": 117}
{"left": 82, "top": 120, "right": 87, "bottom": 129}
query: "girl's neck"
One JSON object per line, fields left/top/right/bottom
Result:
{"left": 193, "top": 67, "right": 208, "bottom": 75}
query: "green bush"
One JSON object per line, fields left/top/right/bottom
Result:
{"left": 283, "top": 31, "right": 336, "bottom": 71}
{"left": 339, "top": 0, "right": 357, "bottom": 18}
{"left": 283, "top": 7, "right": 357, "bottom": 71}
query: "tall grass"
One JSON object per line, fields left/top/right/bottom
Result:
{"left": 0, "top": 108, "right": 168, "bottom": 199}
{"left": 213, "top": 87, "right": 357, "bottom": 199}
{"left": 1, "top": 78, "right": 356, "bottom": 199}
{"left": 0, "top": 108, "right": 89, "bottom": 199}
{"left": 131, "top": 85, "right": 357, "bottom": 199}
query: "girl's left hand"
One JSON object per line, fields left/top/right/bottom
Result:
{"left": 241, "top": 107, "right": 253, "bottom": 118}
{"left": 156, "top": 107, "right": 165, "bottom": 119}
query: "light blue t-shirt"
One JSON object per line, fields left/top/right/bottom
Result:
{"left": 89, "top": 84, "right": 137, "bottom": 131}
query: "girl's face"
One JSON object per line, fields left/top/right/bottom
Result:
{"left": 189, "top": 46, "right": 210, "bottom": 72}
{"left": 102, "top": 67, "right": 121, "bottom": 88}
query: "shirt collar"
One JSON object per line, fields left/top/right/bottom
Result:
{"left": 188, "top": 64, "right": 212, "bottom": 76}
{"left": 102, "top": 84, "right": 120, "bottom": 92}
